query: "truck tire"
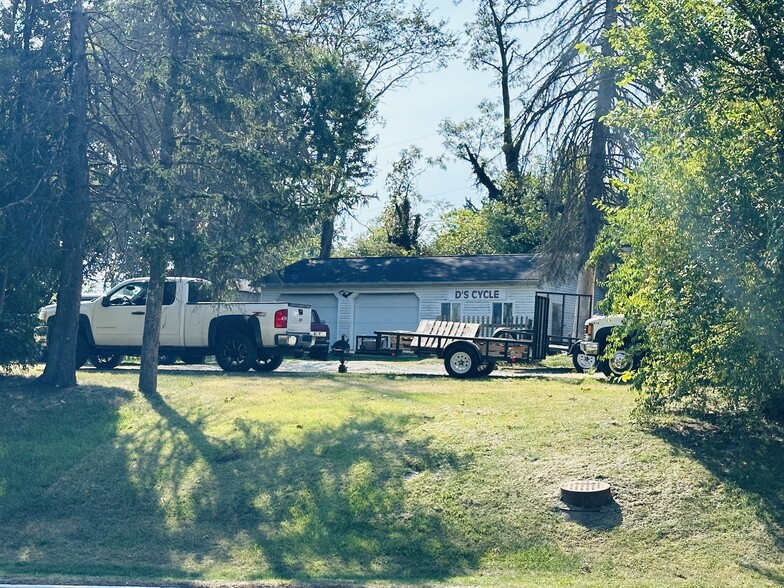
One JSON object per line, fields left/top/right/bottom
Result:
{"left": 75, "top": 333, "right": 90, "bottom": 369}
{"left": 89, "top": 354, "right": 125, "bottom": 370}
{"left": 179, "top": 353, "right": 206, "bottom": 365}
{"left": 159, "top": 353, "right": 178, "bottom": 365}
{"left": 602, "top": 348, "right": 636, "bottom": 376}
{"left": 252, "top": 356, "right": 284, "bottom": 372}
{"left": 443, "top": 343, "right": 481, "bottom": 378}
{"left": 572, "top": 348, "right": 597, "bottom": 372}
{"left": 216, "top": 332, "right": 256, "bottom": 372}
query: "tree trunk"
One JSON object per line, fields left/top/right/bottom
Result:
{"left": 319, "top": 217, "right": 335, "bottom": 258}
{"left": 39, "top": 0, "right": 90, "bottom": 388}
{"left": 138, "top": 9, "right": 182, "bottom": 394}
{"left": 0, "top": 265, "right": 7, "bottom": 317}
{"left": 138, "top": 251, "right": 166, "bottom": 395}
{"left": 572, "top": 265, "right": 596, "bottom": 336}
{"left": 580, "top": 0, "right": 617, "bottom": 299}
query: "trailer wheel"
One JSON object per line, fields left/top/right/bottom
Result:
{"left": 475, "top": 360, "right": 496, "bottom": 377}
{"left": 444, "top": 343, "right": 481, "bottom": 378}
{"left": 216, "top": 332, "right": 256, "bottom": 372}
{"left": 252, "top": 356, "right": 283, "bottom": 372}
{"left": 571, "top": 348, "right": 596, "bottom": 373}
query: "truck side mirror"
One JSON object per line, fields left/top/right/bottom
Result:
{"left": 101, "top": 296, "right": 111, "bottom": 307}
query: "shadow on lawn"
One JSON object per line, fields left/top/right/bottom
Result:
{"left": 1, "top": 372, "right": 572, "bottom": 584}
{"left": 650, "top": 417, "right": 784, "bottom": 550}
{"left": 135, "top": 387, "right": 478, "bottom": 582}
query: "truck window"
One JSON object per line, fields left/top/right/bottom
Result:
{"left": 163, "top": 282, "right": 176, "bottom": 306}
{"left": 106, "top": 281, "right": 176, "bottom": 306}
{"left": 187, "top": 281, "right": 214, "bottom": 303}
{"left": 107, "top": 282, "right": 147, "bottom": 306}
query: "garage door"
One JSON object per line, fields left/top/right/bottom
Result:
{"left": 277, "top": 294, "right": 338, "bottom": 337}
{"left": 353, "top": 293, "right": 420, "bottom": 336}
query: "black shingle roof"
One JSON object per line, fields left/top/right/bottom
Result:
{"left": 257, "top": 254, "right": 542, "bottom": 287}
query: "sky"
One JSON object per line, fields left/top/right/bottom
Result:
{"left": 339, "top": 1, "right": 496, "bottom": 242}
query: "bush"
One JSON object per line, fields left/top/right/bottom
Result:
{"left": 0, "top": 312, "right": 40, "bottom": 373}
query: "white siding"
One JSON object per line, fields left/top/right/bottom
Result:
{"left": 257, "top": 275, "right": 581, "bottom": 350}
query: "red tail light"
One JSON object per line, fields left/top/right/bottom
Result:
{"left": 275, "top": 309, "right": 288, "bottom": 329}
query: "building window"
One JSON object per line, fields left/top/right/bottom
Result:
{"left": 492, "top": 302, "right": 513, "bottom": 325}
{"left": 441, "top": 302, "right": 461, "bottom": 322}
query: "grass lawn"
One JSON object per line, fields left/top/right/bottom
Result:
{"left": 0, "top": 364, "right": 783, "bottom": 587}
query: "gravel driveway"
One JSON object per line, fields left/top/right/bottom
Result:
{"left": 132, "top": 356, "right": 598, "bottom": 379}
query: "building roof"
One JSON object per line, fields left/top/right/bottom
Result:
{"left": 256, "top": 254, "right": 543, "bottom": 288}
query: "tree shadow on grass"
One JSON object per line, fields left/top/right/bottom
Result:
{"left": 135, "top": 387, "right": 478, "bottom": 582}
{"left": 0, "top": 376, "right": 161, "bottom": 577}
{"left": 649, "top": 417, "right": 784, "bottom": 549}
{"left": 0, "top": 373, "right": 575, "bottom": 584}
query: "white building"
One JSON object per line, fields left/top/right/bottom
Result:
{"left": 255, "top": 254, "right": 589, "bottom": 351}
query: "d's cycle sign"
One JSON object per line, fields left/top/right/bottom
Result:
{"left": 448, "top": 289, "right": 507, "bottom": 301}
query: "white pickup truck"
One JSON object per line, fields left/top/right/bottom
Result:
{"left": 37, "top": 277, "right": 313, "bottom": 372}
{"left": 569, "top": 314, "right": 640, "bottom": 376}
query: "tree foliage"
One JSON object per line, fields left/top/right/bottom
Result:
{"left": 0, "top": 0, "right": 408, "bottom": 382}
{"left": 287, "top": 0, "right": 458, "bottom": 257}
{"left": 600, "top": 0, "right": 784, "bottom": 418}
{"left": 444, "top": 0, "right": 646, "bottom": 284}
{"left": 344, "top": 147, "right": 427, "bottom": 257}
{"left": 0, "top": 0, "right": 77, "bottom": 372}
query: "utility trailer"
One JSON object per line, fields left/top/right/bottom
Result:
{"left": 342, "top": 291, "right": 594, "bottom": 379}
{"left": 354, "top": 320, "right": 532, "bottom": 378}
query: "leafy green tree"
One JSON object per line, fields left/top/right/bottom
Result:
{"left": 601, "top": 0, "right": 784, "bottom": 418}
{"left": 0, "top": 0, "right": 60, "bottom": 368}
{"left": 290, "top": 0, "right": 458, "bottom": 257}
{"left": 382, "top": 147, "right": 424, "bottom": 253}
{"left": 342, "top": 147, "right": 431, "bottom": 257}
{"left": 430, "top": 206, "right": 494, "bottom": 256}
{"left": 430, "top": 193, "right": 546, "bottom": 256}
{"left": 88, "top": 0, "right": 333, "bottom": 392}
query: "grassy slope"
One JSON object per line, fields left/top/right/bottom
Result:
{"left": 0, "top": 365, "right": 782, "bottom": 587}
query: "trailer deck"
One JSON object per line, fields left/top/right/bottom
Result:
{"left": 353, "top": 320, "right": 532, "bottom": 378}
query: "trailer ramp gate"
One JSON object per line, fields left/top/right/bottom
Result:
{"left": 532, "top": 294, "right": 550, "bottom": 361}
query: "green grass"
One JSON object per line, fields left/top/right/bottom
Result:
{"left": 0, "top": 365, "right": 783, "bottom": 587}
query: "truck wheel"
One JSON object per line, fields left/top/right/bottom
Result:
{"left": 159, "top": 353, "right": 178, "bottom": 365}
{"left": 179, "top": 353, "right": 206, "bottom": 365}
{"left": 604, "top": 348, "right": 635, "bottom": 376}
{"left": 444, "top": 343, "right": 480, "bottom": 378}
{"left": 475, "top": 360, "right": 496, "bottom": 377}
{"left": 572, "top": 349, "right": 597, "bottom": 372}
{"left": 75, "top": 334, "right": 90, "bottom": 369}
{"left": 216, "top": 332, "right": 256, "bottom": 372}
{"left": 252, "top": 356, "right": 284, "bottom": 372}
{"left": 89, "top": 354, "right": 125, "bottom": 370}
